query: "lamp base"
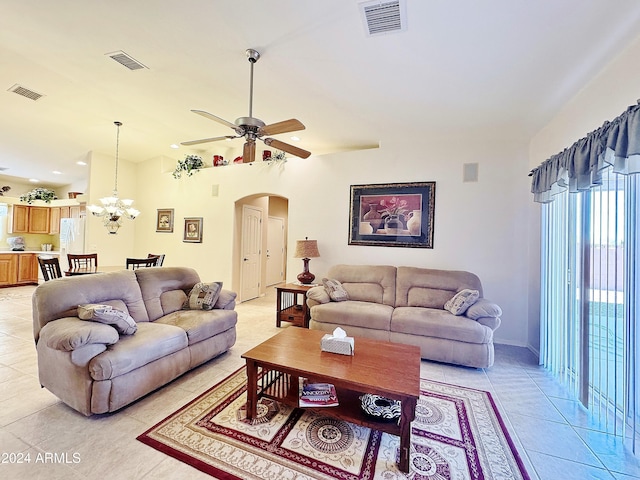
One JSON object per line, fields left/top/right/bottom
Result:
{"left": 297, "top": 258, "right": 315, "bottom": 284}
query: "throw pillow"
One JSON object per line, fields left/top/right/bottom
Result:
{"left": 77, "top": 304, "right": 138, "bottom": 335}
{"left": 322, "top": 278, "right": 350, "bottom": 302}
{"left": 444, "top": 289, "right": 480, "bottom": 316}
{"left": 183, "top": 281, "right": 223, "bottom": 310}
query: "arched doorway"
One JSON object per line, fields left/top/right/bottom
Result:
{"left": 233, "top": 194, "right": 289, "bottom": 302}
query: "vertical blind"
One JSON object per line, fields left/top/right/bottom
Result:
{"left": 534, "top": 103, "right": 640, "bottom": 453}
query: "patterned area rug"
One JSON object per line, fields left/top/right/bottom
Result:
{"left": 137, "top": 367, "right": 531, "bottom": 479}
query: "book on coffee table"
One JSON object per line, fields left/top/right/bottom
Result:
{"left": 299, "top": 381, "right": 339, "bottom": 407}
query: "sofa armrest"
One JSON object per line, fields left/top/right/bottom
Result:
{"left": 306, "top": 286, "right": 330, "bottom": 308}
{"left": 465, "top": 298, "right": 502, "bottom": 323}
{"left": 38, "top": 317, "right": 120, "bottom": 352}
{"left": 214, "top": 289, "right": 237, "bottom": 310}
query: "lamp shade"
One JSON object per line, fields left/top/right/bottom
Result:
{"left": 294, "top": 239, "right": 320, "bottom": 259}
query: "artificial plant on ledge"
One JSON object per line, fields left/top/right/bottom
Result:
{"left": 19, "top": 187, "right": 58, "bottom": 204}
{"left": 173, "top": 155, "right": 204, "bottom": 179}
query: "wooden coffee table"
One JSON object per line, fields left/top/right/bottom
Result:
{"left": 241, "top": 328, "right": 420, "bottom": 473}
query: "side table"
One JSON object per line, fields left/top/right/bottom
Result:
{"left": 275, "top": 283, "right": 314, "bottom": 328}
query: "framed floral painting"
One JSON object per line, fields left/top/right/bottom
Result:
{"left": 348, "top": 182, "right": 436, "bottom": 248}
{"left": 183, "top": 217, "right": 203, "bottom": 243}
{"left": 156, "top": 209, "right": 174, "bottom": 233}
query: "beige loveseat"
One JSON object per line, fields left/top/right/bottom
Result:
{"left": 306, "top": 265, "right": 502, "bottom": 368}
{"left": 32, "top": 267, "right": 237, "bottom": 416}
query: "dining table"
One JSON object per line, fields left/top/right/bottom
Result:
{"left": 64, "top": 266, "right": 123, "bottom": 276}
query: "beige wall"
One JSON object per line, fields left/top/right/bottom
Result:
{"left": 108, "top": 131, "right": 534, "bottom": 348}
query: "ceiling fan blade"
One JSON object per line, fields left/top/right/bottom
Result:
{"left": 243, "top": 141, "right": 256, "bottom": 163}
{"left": 180, "top": 135, "right": 237, "bottom": 146}
{"left": 258, "top": 119, "right": 306, "bottom": 136}
{"left": 191, "top": 110, "right": 239, "bottom": 131}
{"left": 263, "top": 138, "right": 311, "bottom": 159}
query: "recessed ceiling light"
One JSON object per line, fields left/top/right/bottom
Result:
{"left": 77, "top": 161, "right": 87, "bottom": 166}
{"left": 29, "top": 178, "right": 39, "bottom": 183}
{"left": 52, "top": 170, "right": 62, "bottom": 175}
{"left": 291, "top": 136, "right": 300, "bottom": 142}
{"left": 170, "top": 144, "right": 179, "bottom": 149}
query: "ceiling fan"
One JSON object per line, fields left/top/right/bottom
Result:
{"left": 182, "top": 48, "right": 311, "bottom": 164}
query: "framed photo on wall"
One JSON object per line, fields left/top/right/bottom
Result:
{"left": 156, "top": 209, "right": 174, "bottom": 233}
{"left": 348, "top": 182, "right": 436, "bottom": 248}
{"left": 183, "top": 217, "right": 203, "bottom": 243}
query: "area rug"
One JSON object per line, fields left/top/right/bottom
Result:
{"left": 137, "top": 367, "right": 531, "bottom": 479}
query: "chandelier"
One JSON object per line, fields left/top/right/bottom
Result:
{"left": 87, "top": 121, "right": 140, "bottom": 234}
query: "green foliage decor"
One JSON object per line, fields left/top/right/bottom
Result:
{"left": 20, "top": 187, "right": 58, "bottom": 204}
{"left": 173, "top": 155, "right": 204, "bottom": 179}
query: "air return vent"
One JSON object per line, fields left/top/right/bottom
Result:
{"left": 359, "top": 0, "right": 407, "bottom": 36}
{"left": 106, "top": 50, "right": 148, "bottom": 70}
{"left": 8, "top": 84, "right": 44, "bottom": 101}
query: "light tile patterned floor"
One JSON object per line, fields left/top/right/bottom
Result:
{"left": 0, "top": 284, "right": 639, "bottom": 479}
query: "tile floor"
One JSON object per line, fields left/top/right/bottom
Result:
{"left": 1, "top": 284, "right": 639, "bottom": 479}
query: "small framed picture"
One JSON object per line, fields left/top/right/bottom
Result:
{"left": 183, "top": 217, "right": 203, "bottom": 243}
{"left": 156, "top": 209, "right": 174, "bottom": 233}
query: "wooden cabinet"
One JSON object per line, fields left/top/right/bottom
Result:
{"left": 60, "top": 206, "right": 70, "bottom": 219}
{"left": 0, "top": 254, "right": 38, "bottom": 286}
{"left": 49, "top": 207, "right": 61, "bottom": 234}
{"left": 0, "top": 255, "right": 18, "bottom": 286}
{"left": 17, "top": 254, "right": 38, "bottom": 284}
{"left": 11, "top": 205, "right": 29, "bottom": 233}
{"left": 29, "top": 206, "right": 50, "bottom": 234}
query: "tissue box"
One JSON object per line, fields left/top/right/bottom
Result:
{"left": 321, "top": 334, "right": 354, "bottom": 356}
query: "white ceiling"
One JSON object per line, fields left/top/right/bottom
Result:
{"left": 2, "top": 0, "right": 640, "bottom": 187}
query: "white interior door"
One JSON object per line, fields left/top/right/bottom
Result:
{"left": 266, "top": 216, "right": 285, "bottom": 286}
{"left": 240, "top": 205, "right": 262, "bottom": 302}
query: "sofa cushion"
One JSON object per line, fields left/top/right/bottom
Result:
{"left": 155, "top": 309, "right": 237, "bottom": 345}
{"left": 40, "top": 317, "right": 119, "bottom": 351}
{"left": 465, "top": 298, "right": 502, "bottom": 320}
{"left": 327, "top": 264, "right": 396, "bottom": 306}
{"left": 214, "top": 290, "right": 237, "bottom": 309}
{"left": 395, "top": 266, "right": 483, "bottom": 308}
{"left": 322, "top": 278, "right": 349, "bottom": 302}
{"left": 443, "top": 289, "right": 479, "bottom": 316}
{"left": 391, "top": 307, "right": 493, "bottom": 344}
{"left": 78, "top": 304, "right": 138, "bottom": 335}
{"left": 88, "top": 322, "right": 188, "bottom": 380}
{"left": 311, "top": 301, "right": 393, "bottom": 331}
{"left": 182, "top": 282, "right": 223, "bottom": 310}
{"left": 134, "top": 267, "right": 201, "bottom": 321}
{"left": 307, "top": 286, "right": 330, "bottom": 304}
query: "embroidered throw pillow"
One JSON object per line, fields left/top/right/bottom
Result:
{"left": 183, "top": 281, "right": 223, "bottom": 310}
{"left": 322, "top": 278, "right": 350, "bottom": 302}
{"left": 444, "top": 289, "right": 480, "bottom": 316}
{"left": 77, "top": 304, "right": 138, "bottom": 335}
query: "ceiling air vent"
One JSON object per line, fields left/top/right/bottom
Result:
{"left": 106, "top": 50, "right": 148, "bottom": 71}
{"left": 359, "top": 0, "right": 407, "bottom": 36}
{"left": 8, "top": 84, "right": 44, "bottom": 101}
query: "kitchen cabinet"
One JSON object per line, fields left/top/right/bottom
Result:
{"left": 49, "top": 207, "right": 61, "bottom": 234}
{"left": 10, "top": 205, "right": 29, "bottom": 233}
{"left": 0, "top": 254, "right": 39, "bottom": 286}
{"left": 29, "top": 206, "right": 51, "bottom": 234}
{"left": 17, "top": 253, "right": 38, "bottom": 284}
{"left": 60, "top": 206, "right": 70, "bottom": 219}
{"left": 0, "top": 255, "right": 17, "bottom": 286}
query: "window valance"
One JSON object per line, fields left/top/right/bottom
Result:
{"left": 531, "top": 102, "right": 640, "bottom": 203}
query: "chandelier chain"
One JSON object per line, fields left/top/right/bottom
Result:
{"left": 114, "top": 121, "right": 122, "bottom": 193}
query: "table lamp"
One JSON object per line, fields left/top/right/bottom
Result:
{"left": 294, "top": 237, "right": 320, "bottom": 284}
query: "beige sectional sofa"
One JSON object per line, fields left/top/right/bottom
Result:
{"left": 32, "top": 267, "right": 237, "bottom": 416}
{"left": 306, "top": 265, "right": 502, "bottom": 368}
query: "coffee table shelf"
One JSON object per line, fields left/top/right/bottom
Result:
{"left": 258, "top": 369, "right": 403, "bottom": 436}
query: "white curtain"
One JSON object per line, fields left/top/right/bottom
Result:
{"left": 535, "top": 103, "right": 640, "bottom": 453}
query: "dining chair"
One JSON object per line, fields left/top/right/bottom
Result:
{"left": 147, "top": 253, "right": 165, "bottom": 266}
{"left": 68, "top": 253, "right": 98, "bottom": 269}
{"left": 126, "top": 257, "right": 159, "bottom": 270}
{"left": 38, "top": 256, "right": 63, "bottom": 281}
